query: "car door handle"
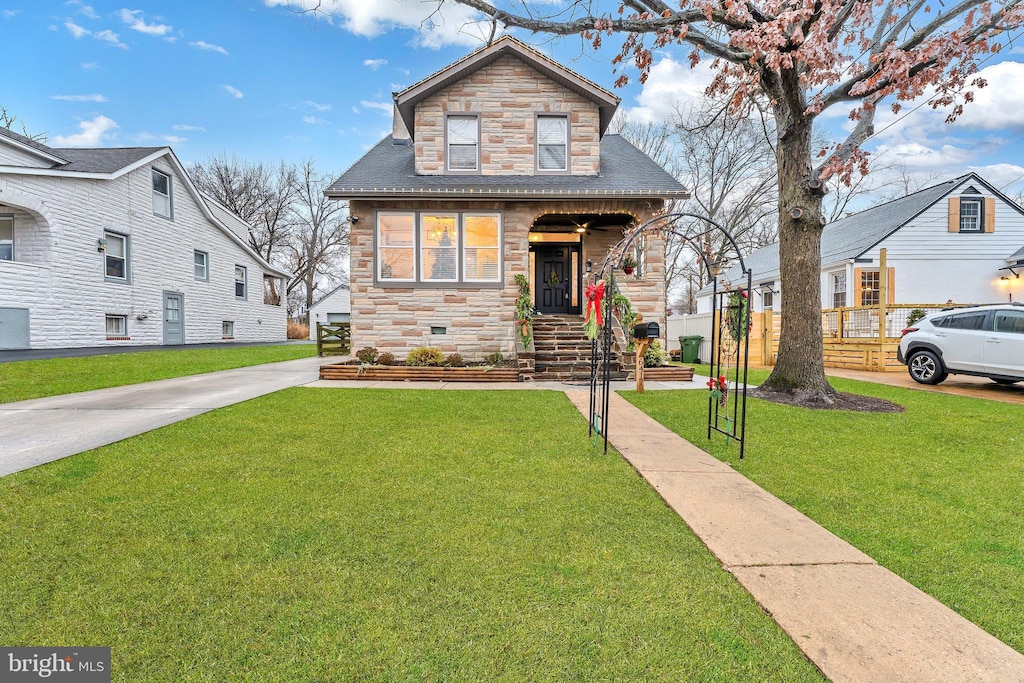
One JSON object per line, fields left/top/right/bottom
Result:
{"left": 986, "top": 339, "right": 1000, "bottom": 343}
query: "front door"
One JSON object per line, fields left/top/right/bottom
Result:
{"left": 163, "top": 292, "right": 184, "bottom": 345}
{"left": 535, "top": 246, "right": 573, "bottom": 314}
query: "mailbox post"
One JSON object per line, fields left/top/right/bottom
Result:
{"left": 632, "top": 321, "right": 660, "bottom": 393}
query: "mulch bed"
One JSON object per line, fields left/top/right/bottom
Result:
{"left": 748, "top": 387, "right": 905, "bottom": 413}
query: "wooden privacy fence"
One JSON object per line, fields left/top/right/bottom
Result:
{"left": 316, "top": 322, "right": 351, "bottom": 356}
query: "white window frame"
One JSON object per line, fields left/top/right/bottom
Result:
{"left": 152, "top": 169, "right": 172, "bottom": 219}
{"left": 104, "top": 230, "right": 130, "bottom": 283}
{"left": 446, "top": 114, "right": 479, "bottom": 173}
{"left": 376, "top": 211, "right": 417, "bottom": 282}
{"left": 375, "top": 211, "right": 503, "bottom": 286}
{"left": 222, "top": 321, "right": 234, "bottom": 339}
{"left": 832, "top": 272, "right": 846, "bottom": 308}
{"left": 234, "top": 265, "right": 247, "bottom": 299}
{"left": 959, "top": 197, "right": 983, "bottom": 232}
{"left": 0, "top": 214, "right": 13, "bottom": 262}
{"left": 194, "top": 250, "right": 209, "bottom": 281}
{"left": 761, "top": 288, "right": 774, "bottom": 310}
{"left": 536, "top": 114, "right": 569, "bottom": 173}
{"left": 105, "top": 314, "right": 127, "bottom": 338}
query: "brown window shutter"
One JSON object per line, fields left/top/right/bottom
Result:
{"left": 853, "top": 268, "right": 863, "bottom": 306}
{"left": 984, "top": 197, "right": 996, "bottom": 233}
{"left": 887, "top": 267, "right": 896, "bottom": 304}
{"left": 948, "top": 197, "right": 960, "bottom": 232}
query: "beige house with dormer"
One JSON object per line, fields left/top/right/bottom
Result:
{"left": 326, "top": 37, "right": 688, "bottom": 365}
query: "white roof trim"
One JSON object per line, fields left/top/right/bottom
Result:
{"left": 0, "top": 134, "right": 69, "bottom": 165}
{"left": 0, "top": 147, "right": 171, "bottom": 180}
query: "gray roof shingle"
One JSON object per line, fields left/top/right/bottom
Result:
{"left": 326, "top": 134, "right": 689, "bottom": 200}
{"left": 0, "top": 126, "right": 69, "bottom": 163}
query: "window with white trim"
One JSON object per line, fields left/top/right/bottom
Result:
{"left": 152, "top": 169, "right": 172, "bottom": 218}
{"left": 104, "top": 231, "right": 128, "bottom": 281}
{"left": 234, "top": 265, "right": 247, "bottom": 299}
{"left": 537, "top": 115, "right": 568, "bottom": 171}
{"left": 0, "top": 215, "right": 13, "bottom": 261}
{"left": 105, "top": 314, "right": 127, "bottom": 338}
{"left": 762, "top": 288, "right": 774, "bottom": 310}
{"left": 959, "top": 198, "right": 983, "bottom": 232}
{"left": 378, "top": 213, "right": 416, "bottom": 281}
{"left": 194, "top": 251, "right": 208, "bottom": 280}
{"left": 222, "top": 321, "right": 234, "bottom": 339}
{"left": 377, "top": 212, "right": 501, "bottom": 285}
{"left": 446, "top": 115, "right": 478, "bottom": 171}
{"left": 832, "top": 273, "right": 846, "bottom": 308}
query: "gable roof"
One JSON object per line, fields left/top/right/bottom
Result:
{"left": 0, "top": 126, "right": 71, "bottom": 165}
{"left": 326, "top": 133, "right": 688, "bottom": 200}
{"left": 393, "top": 36, "right": 620, "bottom": 138}
{"left": 309, "top": 283, "right": 350, "bottom": 310}
{"left": 704, "top": 172, "right": 1011, "bottom": 290}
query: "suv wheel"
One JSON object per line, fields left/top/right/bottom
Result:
{"left": 908, "top": 350, "right": 947, "bottom": 385}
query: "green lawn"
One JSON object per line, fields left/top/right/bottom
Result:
{"left": 0, "top": 389, "right": 822, "bottom": 682}
{"left": 624, "top": 376, "right": 1024, "bottom": 653}
{"left": 0, "top": 345, "right": 317, "bottom": 404}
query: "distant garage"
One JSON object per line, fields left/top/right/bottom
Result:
{"left": 307, "top": 284, "right": 351, "bottom": 340}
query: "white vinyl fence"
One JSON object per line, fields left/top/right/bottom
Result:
{"left": 666, "top": 313, "right": 714, "bottom": 361}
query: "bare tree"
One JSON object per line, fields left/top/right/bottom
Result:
{"left": 1, "top": 106, "right": 47, "bottom": 143}
{"left": 443, "top": 0, "right": 1024, "bottom": 404}
{"left": 189, "top": 155, "right": 298, "bottom": 263}
{"left": 285, "top": 159, "right": 350, "bottom": 312}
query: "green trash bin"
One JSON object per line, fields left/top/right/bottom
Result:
{"left": 680, "top": 335, "right": 703, "bottom": 363}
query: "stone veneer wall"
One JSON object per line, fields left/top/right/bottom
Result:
{"left": 348, "top": 198, "right": 667, "bottom": 361}
{"left": 414, "top": 55, "right": 601, "bottom": 176}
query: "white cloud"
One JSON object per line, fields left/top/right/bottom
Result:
{"left": 94, "top": 29, "right": 127, "bottom": 49}
{"left": 302, "top": 115, "right": 326, "bottom": 124}
{"left": 620, "top": 57, "right": 717, "bottom": 125}
{"left": 364, "top": 58, "right": 387, "bottom": 70}
{"left": 351, "top": 106, "right": 360, "bottom": 114}
{"left": 78, "top": 4, "right": 98, "bottom": 19}
{"left": 222, "top": 85, "right": 244, "bottom": 99}
{"left": 163, "top": 135, "right": 186, "bottom": 144}
{"left": 4, "top": 9, "right": 21, "bottom": 19}
{"left": 51, "top": 94, "right": 108, "bottom": 102}
{"left": 946, "top": 61, "right": 1024, "bottom": 132}
{"left": 81, "top": 62, "right": 100, "bottom": 69}
{"left": 264, "top": 0, "right": 493, "bottom": 48}
{"left": 189, "top": 40, "right": 228, "bottom": 55}
{"left": 117, "top": 9, "right": 172, "bottom": 36}
{"left": 64, "top": 20, "right": 89, "bottom": 38}
{"left": 51, "top": 115, "right": 118, "bottom": 147}
{"left": 966, "top": 162, "right": 1024, "bottom": 189}
{"left": 305, "top": 100, "right": 331, "bottom": 112}
{"left": 172, "top": 124, "right": 206, "bottom": 132}
{"left": 359, "top": 100, "right": 391, "bottom": 114}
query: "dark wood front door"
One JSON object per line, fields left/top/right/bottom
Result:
{"left": 535, "top": 246, "right": 573, "bottom": 314}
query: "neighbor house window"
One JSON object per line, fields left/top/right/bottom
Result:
{"left": 446, "top": 115, "right": 478, "bottom": 172}
{"left": 832, "top": 273, "right": 846, "bottom": 307}
{"left": 762, "top": 289, "right": 774, "bottom": 310}
{"left": 194, "top": 251, "right": 208, "bottom": 280}
{"left": 537, "top": 115, "right": 568, "bottom": 171}
{"left": 105, "top": 314, "right": 127, "bottom": 338}
{"left": 860, "top": 270, "right": 880, "bottom": 306}
{"left": 376, "top": 211, "right": 501, "bottom": 285}
{"left": 0, "top": 216, "right": 13, "bottom": 261}
{"left": 152, "top": 169, "right": 172, "bottom": 218}
{"left": 222, "top": 321, "right": 234, "bottom": 339}
{"left": 104, "top": 231, "right": 129, "bottom": 281}
{"left": 960, "top": 198, "right": 983, "bottom": 232}
{"left": 234, "top": 265, "right": 247, "bottom": 299}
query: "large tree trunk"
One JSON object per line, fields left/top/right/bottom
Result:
{"left": 758, "top": 110, "right": 838, "bottom": 403}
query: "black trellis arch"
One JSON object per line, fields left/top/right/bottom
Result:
{"left": 586, "top": 212, "right": 753, "bottom": 458}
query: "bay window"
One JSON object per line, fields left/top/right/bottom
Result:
{"left": 376, "top": 211, "right": 501, "bottom": 285}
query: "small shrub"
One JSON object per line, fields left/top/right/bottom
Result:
{"left": 287, "top": 321, "right": 309, "bottom": 339}
{"left": 906, "top": 308, "right": 928, "bottom": 327}
{"left": 355, "top": 346, "right": 378, "bottom": 364}
{"left": 377, "top": 352, "right": 396, "bottom": 366}
{"left": 483, "top": 351, "right": 505, "bottom": 366}
{"left": 445, "top": 353, "right": 465, "bottom": 367}
{"left": 643, "top": 339, "right": 667, "bottom": 368}
{"left": 407, "top": 346, "right": 445, "bottom": 367}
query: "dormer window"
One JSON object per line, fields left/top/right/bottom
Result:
{"left": 537, "top": 115, "right": 568, "bottom": 172}
{"left": 446, "top": 115, "right": 479, "bottom": 172}
{"left": 959, "top": 197, "right": 983, "bottom": 232}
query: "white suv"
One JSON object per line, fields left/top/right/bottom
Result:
{"left": 898, "top": 304, "right": 1024, "bottom": 385}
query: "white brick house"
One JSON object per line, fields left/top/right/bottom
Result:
{"left": 0, "top": 127, "right": 290, "bottom": 350}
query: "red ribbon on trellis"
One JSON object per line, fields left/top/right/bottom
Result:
{"left": 583, "top": 280, "right": 606, "bottom": 340}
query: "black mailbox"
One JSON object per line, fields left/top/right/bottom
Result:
{"left": 633, "top": 322, "right": 660, "bottom": 339}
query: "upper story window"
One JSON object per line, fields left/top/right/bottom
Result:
{"left": 194, "top": 250, "right": 208, "bottom": 280}
{"left": 537, "top": 115, "right": 568, "bottom": 172}
{"left": 377, "top": 211, "right": 501, "bottom": 285}
{"left": 0, "top": 215, "right": 13, "bottom": 261}
{"left": 446, "top": 115, "right": 478, "bottom": 172}
{"left": 152, "top": 169, "right": 172, "bottom": 219}
{"left": 960, "top": 197, "right": 983, "bottom": 232}
{"left": 104, "top": 231, "right": 129, "bottom": 282}
{"left": 234, "top": 265, "right": 247, "bottom": 299}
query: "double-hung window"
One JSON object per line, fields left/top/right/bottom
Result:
{"left": 194, "top": 251, "right": 209, "bottom": 280}
{"left": 0, "top": 215, "right": 13, "bottom": 261}
{"left": 378, "top": 213, "right": 416, "bottom": 281}
{"left": 959, "top": 197, "right": 983, "bottom": 232}
{"left": 832, "top": 273, "right": 847, "bottom": 307}
{"left": 463, "top": 215, "right": 500, "bottom": 282}
{"left": 377, "top": 212, "right": 501, "bottom": 285}
{"left": 421, "top": 214, "right": 458, "bottom": 282}
{"left": 446, "top": 115, "right": 478, "bottom": 172}
{"left": 234, "top": 265, "right": 247, "bottom": 299}
{"left": 104, "top": 231, "right": 129, "bottom": 281}
{"left": 152, "top": 169, "right": 172, "bottom": 219}
{"left": 537, "top": 115, "right": 568, "bottom": 172}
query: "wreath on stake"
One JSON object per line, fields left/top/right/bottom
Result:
{"left": 724, "top": 289, "right": 751, "bottom": 342}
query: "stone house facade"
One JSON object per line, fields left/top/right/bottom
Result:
{"left": 0, "top": 127, "right": 289, "bottom": 350}
{"left": 327, "top": 37, "right": 688, "bottom": 361}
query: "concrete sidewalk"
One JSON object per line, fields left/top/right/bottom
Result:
{"left": 0, "top": 356, "right": 323, "bottom": 477}
{"left": 563, "top": 390, "right": 1024, "bottom": 682}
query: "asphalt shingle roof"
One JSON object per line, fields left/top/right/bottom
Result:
{"left": 0, "top": 126, "right": 69, "bottom": 162}
{"left": 49, "top": 147, "right": 164, "bottom": 173}
{"left": 326, "top": 134, "right": 689, "bottom": 200}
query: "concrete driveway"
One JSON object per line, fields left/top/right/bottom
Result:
{"left": 827, "top": 367, "right": 1024, "bottom": 405}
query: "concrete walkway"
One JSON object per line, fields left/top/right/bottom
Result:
{"left": 0, "top": 356, "right": 323, "bottom": 476}
{"left": 562, "top": 390, "right": 1024, "bottom": 682}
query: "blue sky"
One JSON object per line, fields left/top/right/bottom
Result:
{"left": 3, "top": 0, "right": 1024, "bottom": 199}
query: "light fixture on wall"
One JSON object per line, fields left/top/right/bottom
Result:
{"left": 97, "top": 238, "right": 107, "bottom": 252}
{"left": 585, "top": 259, "right": 592, "bottom": 273}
